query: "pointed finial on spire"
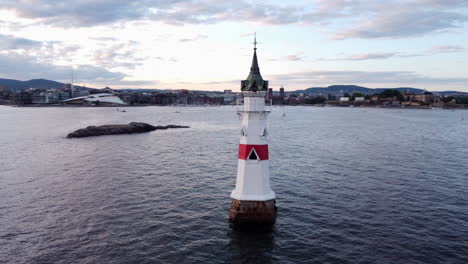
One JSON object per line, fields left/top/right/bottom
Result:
{"left": 249, "top": 33, "right": 260, "bottom": 74}
{"left": 253, "top": 32, "right": 257, "bottom": 50}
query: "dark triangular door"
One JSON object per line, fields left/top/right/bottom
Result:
{"left": 248, "top": 148, "right": 258, "bottom": 160}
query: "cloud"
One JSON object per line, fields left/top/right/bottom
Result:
{"left": 0, "top": 0, "right": 302, "bottom": 27}
{"left": 92, "top": 41, "right": 147, "bottom": 69}
{"left": 334, "top": 10, "right": 467, "bottom": 39}
{"left": 270, "top": 70, "right": 468, "bottom": 85}
{"left": 321, "top": 52, "right": 417, "bottom": 61}
{"left": 0, "top": 34, "right": 83, "bottom": 64}
{"left": 428, "top": 45, "right": 465, "bottom": 54}
{"left": 175, "top": 69, "right": 468, "bottom": 90}
{"left": 179, "top": 34, "right": 208, "bottom": 42}
{"left": 117, "top": 80, "right": 159, "bottom": 85}
{"left": 0, "top": 34, "right": 86, "bottom": 69}
{"left": 0, "top": 0, "right": 155, "bottom": 27}
{"left": 303, "top": 0, "right": 373, "bottom": 23}
{"left": 32, "top": 43, "right": 81, "bottom": 64}
{"left": 269, "top": 53, "right": 305, "bottom": 61}
{"left": 0, "top": 34, "right": 42, "bottom": 49}
{"left": 240, "top": 32, "right": 256, "bottom": 37}
{"left": 331, "top": 52, "right": 398, "bottom": 61}
{"left": 321, "top": 44, "right": 466, "bottom": 61}
{"left": 283, "top": 54, "right": 304, "bottom": 61}
{"left": 0, "top": 52, "right": 126, "bottom": 82}
{"left": 201, "top": 80, "right": 238, "bottom": 85}
{"left": 154, "top": 56, "right": 178, "bottom": 62}
{"left": 89, "top": 37, "right": 119, "bottom": 42}
{"left": 327, "top": 0, "right": 468, "bottom": 39}
{"left": 107, "top": 80, "right": 161, "bottom": 88}
{"left": 147, "top": 1, "right": 303, "bottom": 25}
{"left": 1, "top": 1, "right": 467, "bottom": 40}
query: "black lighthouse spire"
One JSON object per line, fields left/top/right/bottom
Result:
{"left": 250, "top": 34, "right": 260, "bottom": 74}
{"left": 241, "top": 33, "right": 268, "bottom": 92}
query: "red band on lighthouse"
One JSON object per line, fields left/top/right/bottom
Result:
{"left": 238, "top": 144, "right": 269, "bottom": 160}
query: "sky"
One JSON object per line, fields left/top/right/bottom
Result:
{"left": 0, "top": 0, "right": 468, "bottom": 92}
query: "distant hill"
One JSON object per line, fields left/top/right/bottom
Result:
{"left": 1, "top": 78, "right": 467, "bottom": 96}
{"left": 435, "top": 91, "right": 468, "bottom": 97}
{"left": 0, "top": 78, "right": 88, "bottom": 90}
{"left": 0, "top": 78, "right": 64, "bottom": 90}
{"left": 294, "top": 85, "right": 426, "bottom": 95}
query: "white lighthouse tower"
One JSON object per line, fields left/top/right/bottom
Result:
{"left": 229, "top": 36, "right": 276, "bottom": 225}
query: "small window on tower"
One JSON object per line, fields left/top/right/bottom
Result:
{"left": 241, "top": 127, "right": 247, "bottom": 137}
{"left": 248, "top": 149, "right": 258, "bottom": 160}
{"left": 262, "top": 128, "right": 268, "bottom": 137}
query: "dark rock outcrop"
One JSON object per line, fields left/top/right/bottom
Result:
{"left": 67, "top": 122, "right": 189, "bottom": 138}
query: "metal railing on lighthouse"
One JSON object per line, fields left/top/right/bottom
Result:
{"left": 236, "top": 98, "right": 272, "bottom": 118}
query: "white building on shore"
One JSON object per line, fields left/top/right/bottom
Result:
{"left": 63, "top": 93, "right": 126, "bottom": 105}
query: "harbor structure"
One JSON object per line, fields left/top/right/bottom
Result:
{"left": 63, "top": 93, "right": 126, "bottom": 105}
{"left": 229, "top": 36, "right": 277, "bottom": 226}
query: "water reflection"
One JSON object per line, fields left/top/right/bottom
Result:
{"left": 226, "top": 227, "right": 275, "bottom": 263}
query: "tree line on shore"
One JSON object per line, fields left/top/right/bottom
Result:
{"left": 303, "top": 89, "right": 468, "bottom": 105}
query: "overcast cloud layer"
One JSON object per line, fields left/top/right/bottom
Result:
{"left": 0, "top": 52, "right": 125, "bottom": 82}
{"left": 2, "top": 0, "right": 466, "bottom": 38}
{"left": 0, "top": 0, "right": 467, "bottom": 90}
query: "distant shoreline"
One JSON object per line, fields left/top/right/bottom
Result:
{"left": 320, "top": 105, "right": 468, "bottom": 110}
{"left": 2, "top": 103, "right": 468, "bottom": 110}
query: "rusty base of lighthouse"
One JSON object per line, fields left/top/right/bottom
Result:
{"left": 229, "top": 199, "right": 277, "bottom": 227}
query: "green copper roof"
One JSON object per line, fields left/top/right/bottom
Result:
{"left": 241, "top": 48, "right": 268, "bottom": 92}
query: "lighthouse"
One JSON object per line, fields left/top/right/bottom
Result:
{"left": 229, "top": 36, "right": 276, "bottom": 226}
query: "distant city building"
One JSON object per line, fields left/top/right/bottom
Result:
{"left": 402, "top": 91, "right": 434, "bottom": 103}
{"left": 58, "top": 91, "right": 71, "bottom": 101}
{"left": 11, "top": 91, "right": 32, "bottom": 105}
{"left": 6, "top": 79, "right": 455, "bottom": 108}
{"left": 30, "top": 90, "right": 61, "bottom": 104}
{"left": 100, "top": 87, "right": 114, "bottom": 94}
{"left": 72, "top": 89, "right": 90, "bottom": 98}
{"left": 223, "top": 94, "right": 236, "bottom": 104}
{"left": 414, "top": 91, "right": 434, "bottom": 103}
{"left": 63, "top": 83, "right": 72, "bottom": 90}
{"left": 267, "top": 88, "right": 273, "bottom": 99}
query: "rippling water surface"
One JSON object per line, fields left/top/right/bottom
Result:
{"left": 0, "top": 105, "right": 467, "bottom": 264}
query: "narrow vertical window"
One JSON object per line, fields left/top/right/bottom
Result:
{"left": 241, "top": 127, "right": 247, "bottom": 137}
